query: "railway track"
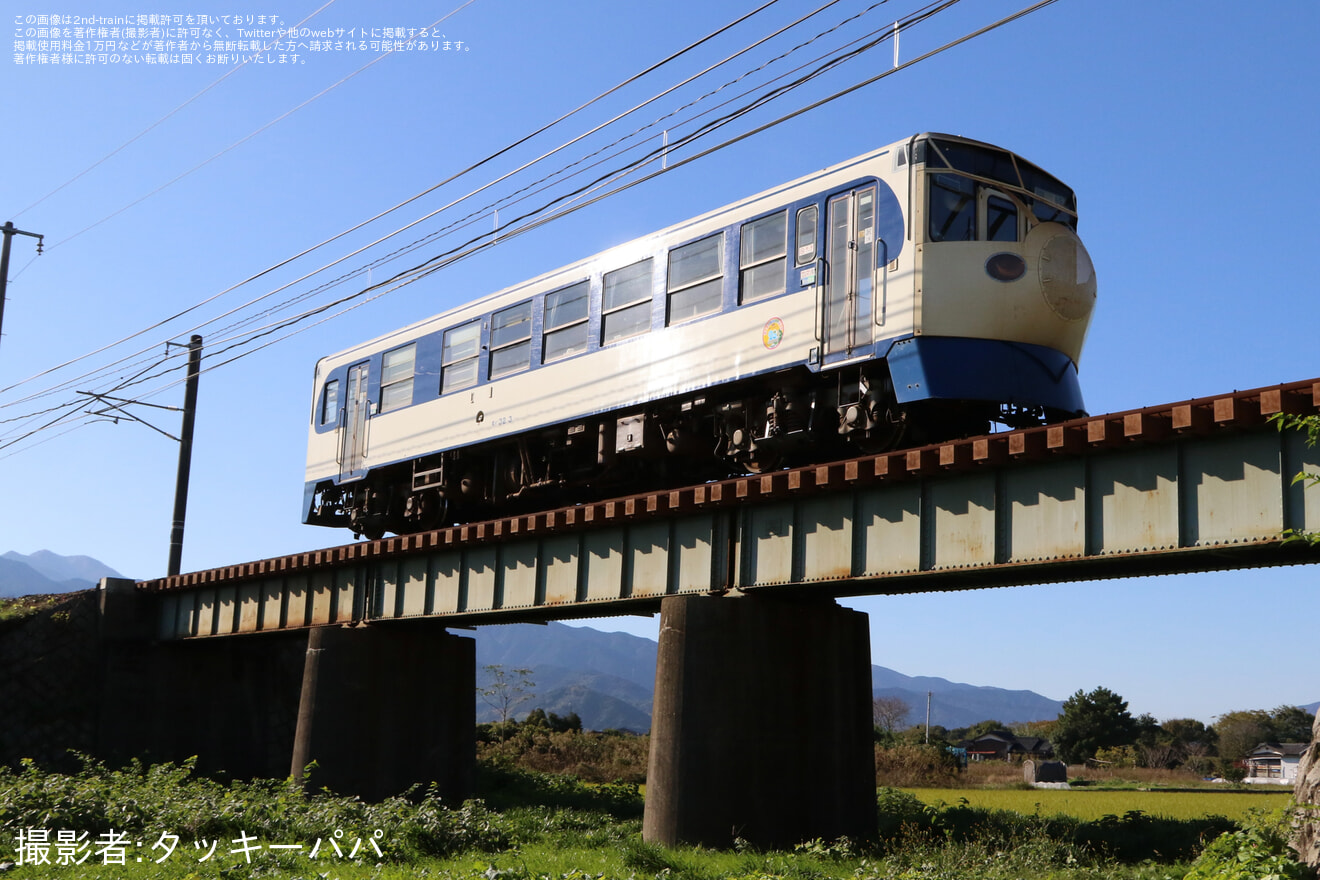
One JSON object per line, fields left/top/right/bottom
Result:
{"left": 140, "top": 377, "right": 1320, "bottom": 593}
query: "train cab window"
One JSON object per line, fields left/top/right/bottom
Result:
{"left": 320, "top": 379, "right": 339, "bottom": 426}
{"left": 543, "top": 280, "right": 590, "bottom": 362}
{"left": 1031, "top": 196, "right": 1073, "bottom": 229}
{"left": 489, "top": 302, "right": 532, "bottom": 379}
{"left": 740, "top": 210, "right": 787, "bottom": 303}
{"left": 379, "top": 343, "right": 416, "bottom": 413}
{"left": 602, "top": 258, "right": 653, "bottom": 344}
{"left": 795, "top": 205, "right": 818, "bottom": 265}
{"left": 1019, "top": 161, "right": 1077, "bottom": 230}
{"left": 666, "top": 233, "right": 723, "bottom": 325}
{"left": 985, "top": 194, "right": 1018, "bottom": 242}
{"left": 441, "top": 322, "right": 480, "bottom": 393}
{"left": 928, "top": 173, "right": 976, "bottom": 242}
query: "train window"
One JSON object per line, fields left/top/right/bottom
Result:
{"left": 985, "top": 195, "right": 1018, "bottom": 242}
{"left": 795, "top": 205, "right": 817, "bottom": 265}
{"left": 320, "top": 379, "right": 339, "bottom": 426}
{"left": 441, "top": 322, "right": 480, "bottom": 393}
{"left": 931, "top": 139, "right": 1021, "bottom": 189}
{"left": 1031, "top": 198, "right": 1074, "bottom": 230}
{"left": 928, "top": 173, "right": 976, "bottom": 242}
{"left": 602, "top": 258, "right": 653, "bottom": 344}
{"left": 489, "top": 302, "right": 532, "bottom": 379}
{"left": 667, "top": 233, "right": 723, "bottom": 325}
{"left": 379, "top": 344, "right": 416, "bottom": 413}
{"left": 1018, "top": 159, "right": 1077, "bottom": 216}
{"left": 740, "top": 210, "right": 787, "bottom": 303}
{"left": 543, "top": 280, "right": 590, "bottom": 362}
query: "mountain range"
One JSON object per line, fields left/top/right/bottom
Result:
{"left": 474, "top": 621, "right": 1068, "bottom": 732}
{"left": 0, "top": 550, "right": 124, "bottom": 598}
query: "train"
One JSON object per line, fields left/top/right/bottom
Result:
{"left": 304, "top": 132, "right": 1097, "bottom": 539}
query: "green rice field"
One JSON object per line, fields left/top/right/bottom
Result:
{"left": 905, "top": 786, "right": 1294, "bottom": 821}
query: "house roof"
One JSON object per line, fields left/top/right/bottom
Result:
{"left": 1249, "top": 742, "right": 1310, "bottom": 758}
{"left": 957, "top": 732, "right": 1054, "bottom": 754}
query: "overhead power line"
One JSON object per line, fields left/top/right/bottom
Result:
{"left": 46, "top": 0, "right": 480, "bottom": 251}
{"left": 0, "top": 0, "right": 893, "bottom": 418}
{"left": 12, "top": 0, "right": 342, "bottom": 220}
{"left": 0, "top": 0, "right": 1061, "bottom": 459}
{"left": 0, "top": 0, "right": 787, "bottom": 406}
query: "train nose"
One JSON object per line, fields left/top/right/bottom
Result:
{"left": 1030, "top": 223, "right": 1096, "bottom": 322}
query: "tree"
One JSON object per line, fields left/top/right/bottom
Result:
{"left": 478, "top": 664, "right": 535, "bottom": 728}
{"left": 900, "top": 723, "right": 949, "bottom": 746}
{"left": 1158, "top": 718, "right": 1217, "bottom": 770}
{"left": 521, "top": 707, "right": 582, "bottom": 733}
{"left": 1272, "top": 413, "right": 1320, "bottom": 546}
{"left": 949, "top": 719, "right": 1008, "bottom": 741}
{"left": 1013, "top": 719, "right": 1059, "bottom": 741}
{"left": 1267, "top": 704, "right": 1315, "bottom": 744}
{"left": 1161, "top": 717, "right": 1216, "bottom": 750}
{"left": 1132, "top": 712, "right": 1162, "bottom": 749}
{"left": 1052, "top": 686, "right": 1137, "bottom": 764}
{"left": 872, "top": 696, "right": 912, "bottom": 733}
{"left": 1213, "top": 709, "right": 1272, "bottom": 761}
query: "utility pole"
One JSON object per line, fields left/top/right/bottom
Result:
{"left": 168, "top": 335, "right": 203, "bottom": 577}
{"left": 925, "top": 690, "right": 932, "bottom": 743}
{"left": 0, "top": 221, "right": 45, "bottom": 354}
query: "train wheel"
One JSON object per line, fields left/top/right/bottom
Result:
{"left": 859, "top": 404, "right": 909, "bottom": 454}
{"left": 740, "top": 452, "right": 783, "bottom": 474}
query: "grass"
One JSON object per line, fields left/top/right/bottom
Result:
{"left": 905, "top": 787, "right": 1295, "bottom": 822}
{"left": 0, "top": 594, "right": 66, "bottom": 624}
{"left": 943, "top": 761, "right": 1242, "bottom": 791}
{"left": 0, "top": 757, "right": 1310, "bottom": 880}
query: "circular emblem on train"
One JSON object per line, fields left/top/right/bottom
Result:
{"left": 763, "top": 317, "right": 785, "bottom": 350}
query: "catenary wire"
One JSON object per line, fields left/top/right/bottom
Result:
{"left": 193, "top": 0, "right": 903, "bottom": 350}
{"left": 0, "top": 0, "right": 943, "bottom": 427}
{"left": 46, "top": 0, "right": 480, "bottom": 252}
{"left": 11, "top": 0, "right": 342, "bottom": 220}
{"left": 0, "top": 0, "right": 1057, "bottom": 454}
{"left": 83, "top": 0, "right": 1050, "bottom": 410}
{"left": 48, "top": 0, "right": 934, "bottom": 382}
{"left": 4, "top": 0, "right": 879, "bottom": 422}
{"left": 0, "top": 0, "right": 785, "bottom": 404}
{"left": 0, "top": 0, "right": 957, "bottom": 435}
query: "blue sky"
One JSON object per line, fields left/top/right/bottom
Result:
{"left": 2, "top": 0, "right": 1316, "bottom": 724}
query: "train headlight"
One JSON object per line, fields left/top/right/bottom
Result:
{"left": 985, "top": 253, "right": 1027, "bottom": 282}
{"left": 1030, "top": 223, "right": 1097, "bottom": 322}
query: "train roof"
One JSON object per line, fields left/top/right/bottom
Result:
{"left": 314, "top": 131, "right": 1063, "bottom": 369}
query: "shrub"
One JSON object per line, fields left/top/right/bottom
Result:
{"left": 1182, "top": 808, "right": 1308, "bottom": 880}
{"left": 0, "top": 755, "right": 510, "bottom": 862}
{"left": 875, "top": 743, "right": 962, "bottom": 787}
{"left": 477, "top": 724, "right": 650, "bottom": 784}
{"left": 876, "top": 786, "right": 939, "bottom": 847}
{"left": 474, "top": 760, "right": 643, "bottom": 817}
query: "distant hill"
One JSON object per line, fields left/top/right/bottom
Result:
{"left": 0, "top": 550, "right": 123, "bottom": 598}
{"left": 475, "top": 623, "right": 657, "bottom": 731}
{"left": 870, "top": 666, "right": 1065, "bottom": 729}
{"left": 4, "top": 550, "right": 123, "bottom": 584}
{"left": 474, "top": 622, "right": 1068, "bottom": 733}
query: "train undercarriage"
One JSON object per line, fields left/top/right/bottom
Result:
{"left": 308, "top": 363, "right": 1052, "bottom": 540}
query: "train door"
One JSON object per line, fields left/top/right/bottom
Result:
{"left": 822, "top": 185, "right": 877, "bottom": 361}
{"left": 338, "top": 361, "right": 370, "bottom": 482}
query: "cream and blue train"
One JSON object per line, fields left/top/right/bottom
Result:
{"left": 305, "top": 133, "right": 1097, "bottom": 538}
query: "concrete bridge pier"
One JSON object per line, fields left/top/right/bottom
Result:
{"left": 99, "top": 578, "right": 474, "bottom": 801}
{"left": 642, "top": 593, "right": 875, "bottom": 849}
{"left": 290, "top": 624, "right": 475, "bottom": 801}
